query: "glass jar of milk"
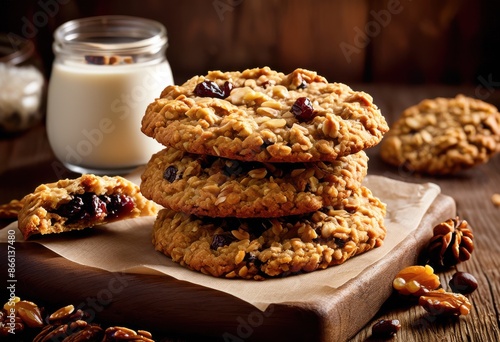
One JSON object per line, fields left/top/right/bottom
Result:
{"left": 47, "top": 15, "right": 173, "bottom": 175}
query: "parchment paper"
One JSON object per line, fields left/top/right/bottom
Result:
{"left": 0, "top": 175, "right": 441, "bottom": 311}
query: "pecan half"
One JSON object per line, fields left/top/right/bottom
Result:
{"left": 419, "top": 289, "right": 471, "bottom": 316}
{"left": 103, "top": 326, "right": 155, "bottom": 341}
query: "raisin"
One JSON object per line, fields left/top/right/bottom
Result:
{"left": 84, "top": 193, "right": 107, "bottom": 219}
{"left": 56, "top": 193, "right": 107, "bottom": 223}
{"left": 210, "top": 232, "right": 237, "bottom": 250}
{"left": 55, "top": 196, "right": 85, "bottom": 220}
{"left": 102, "top": 194, "right": 135, "bottom": 218}
{"left": 163, "top": 166, "right": 178, "bottom": 182}
{"left": 449, "top": 271, "right": 478, "bottom": 295}
{"left": 222, "top": 81, "right": 233, "bottom": 97}
{"left": 334, "top": 237, "right": 346, "bottom": 248}
{"left": 372, "top": 319, "right": 401, "bottom": 338}
{"left": 244, "top": 253, "right": 262, "bottom": 267}
{"left": 194, "top": 80, "right": 233, "bottom": 99}
{"left": 53, "top": 193, "right": 137, "bottom": 222}
{"left": 291, "top": 97, "right": 316, "bottom": 122}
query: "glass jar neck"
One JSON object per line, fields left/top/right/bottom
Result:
{"left": 53, "top": 15, "right": 168, "bottom": 65}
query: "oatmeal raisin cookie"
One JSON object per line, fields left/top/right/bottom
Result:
{"left": 380, "top": 95, "right": 500, "bottom": 175}
{"left": 18, "top": 174, "right": 158, "bottom": 239}
{"left": 141, "top": 147, "right": 368, "bottom": 218}
{"left": 142, "top": 67, "right": 388, "bottom": 162}
{"left": 152, "top": 186, "right": 386, "bottom": 279}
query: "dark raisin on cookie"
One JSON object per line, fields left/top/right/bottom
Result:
{"left": 54, "top": 193, "right": 106, "bottom": 223}
{"left": 53, "top": 193, "right": 135, "bottom": 223}
{"left": 163, "top": 165, "right": 179, "bottom": 182}
{"left": 210, "top": 232, "right": 237, "bottom": 250}
{"left": 244, "top": 252, "right": 263, "bottom": 267}
{"left": 194, "top": 80, "right": 233, "bottom": 99}
{"left": 101, "top": 194, "right": 135, "bottom": 218}
{"left": 291, "top": 97, "right": 316, "bottom": 122}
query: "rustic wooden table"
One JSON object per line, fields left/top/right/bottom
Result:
{"left": 1, "top": 85, "right": 499, "bottom": 341}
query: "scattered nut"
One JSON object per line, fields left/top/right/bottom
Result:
{"left": 371, "top": 319, "right": 401, "bottom": 338}
{"left": 393, "top": 265, "right": 441, "bottom": 296}
{"left": 103, "top": 326, "right": 155, "bottom": 341}
{"left": 449, "top": 271, "right": 478, "bottom": 295}
{"left": 1, "top": 297, "right": 154, "bottom": 341}
{"left": 0, "top": 313, "right": 24, "bottom": 336}
{"left": 0, "top": 297, "right": 44, "bottom": 336}
{"left": 33, "top": 320, "right": 90, "bottom": 342}
{"left": 423, "top": 217, "right": 474, "bottom": 269}
{"left": 49, "top": 304, "right": 74, "bottom": 322}
{"left": 492, "top": 193, "right": 500, "bottom": 207}
{"left": 3, "top": 296, "right": 20, "bottom": 311}
{"left": 419, "top": 289, "right": 471, "bottom": 316}
{"left": 16, "top": 303, "right": 44, "bottom": 328}
{"left": 49, "top": 305, "right": 88, "bottom": 326}
{"left": 62, "top": 324, "right": 104, "bottom": 341}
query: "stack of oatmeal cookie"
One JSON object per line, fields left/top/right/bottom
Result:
{"left": 140, "top": 67, "right": 389, "bottom": 280}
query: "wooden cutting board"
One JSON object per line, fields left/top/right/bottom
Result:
{"left": 0, "top": 193, "right": 455, "bottom": 342}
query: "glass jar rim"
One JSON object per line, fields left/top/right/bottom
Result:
{"left": 53, "top": 15, "right": 168, "bottom": 56}
{"left": 0, "top": 33, "right": 35, "bottom": 65}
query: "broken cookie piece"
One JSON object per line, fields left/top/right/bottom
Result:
{"left": 17, "top": 174, "right": 157, "bottom": 239}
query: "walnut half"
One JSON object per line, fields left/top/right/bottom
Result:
{"left": 419, "top": 289, "right": 471, "bottom": 316}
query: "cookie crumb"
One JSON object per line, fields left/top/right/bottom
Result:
{"left": 492, "top": 193, "right": 500, "bottom": 207}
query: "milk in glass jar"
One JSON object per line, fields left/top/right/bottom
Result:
{"left": 47, "top": 16, "right": 173, "bottom": 174}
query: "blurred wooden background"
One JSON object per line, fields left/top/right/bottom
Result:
{"left": 1, "top": 0, "right": 499, "bottom": 86}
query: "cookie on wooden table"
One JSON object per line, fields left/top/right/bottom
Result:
{"left": 18, "top": 174, "right": 158, "bottom": 239}
{"left": 380, "top": 95, "right": 500, "bottom": 175}
{"left": 141, "top": 67, "right": 389, "bottom": 163}
{"left": 152, "top": 186, "right": 386, "bottom": 280}
{"left": 140, "top": 147, "right": 368, "bottom": 218}
{"left": 0, "top": 199, "right": 23, "bottom": 219}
